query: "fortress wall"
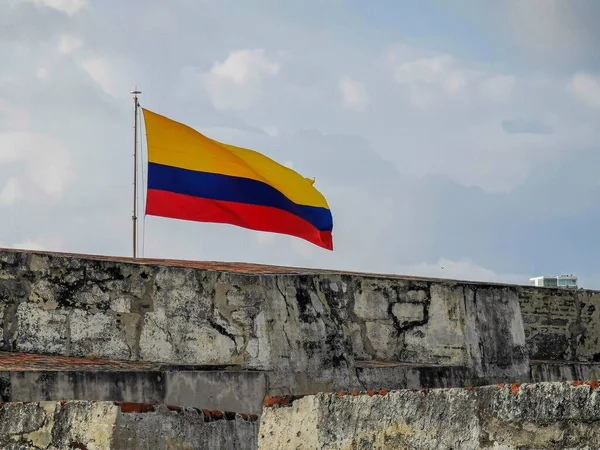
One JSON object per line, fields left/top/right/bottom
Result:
{"left": 1, "top": 249, "right": 598, "bottom": 395}
{"left": 258, "top": 381, "right": 600, "bottom": 450}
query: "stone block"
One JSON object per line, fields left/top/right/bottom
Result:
{"left": 365, "top": 320, "right": 399, "bottom": 360}
{"left": 406, "top": 289, "right": 428, "bottom": 303}
{"left": 0, "top": 278, "right": 27, "bottom": 301}
{"left": 353, "top": 289, "right": 389, "bottom": 320}
{"left": 15, "top": 303, "right": 68, "bottom": 354}
{"left": 70, "top": 309, "right": 131, "bottom": 359}
{"left": 401, "top": 285, "right": 467, "bottom": 365}
{"left": 139, "top": 312, "right": 175, "bottom": 362}
{"left": 348, "top": 322, "right": 369, "bottom": 360}
{"left": 139, "top": 311, "right": 237, "bottom": 365}
{"left": 0, "top": 402, "right": 47, "bottom": 436}
{"left": 51, "top": 401, "right": 119, "bottom": 449}
{"left": 391, "top": 303, "right": 425, "bottom": 327}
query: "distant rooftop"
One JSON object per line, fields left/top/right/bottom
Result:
{"left": 530, "top": 274, "right": 578, "bottom": 288}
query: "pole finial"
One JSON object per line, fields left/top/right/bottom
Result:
{"left": 131, "top": 88, "right": 141, "bottom": 258}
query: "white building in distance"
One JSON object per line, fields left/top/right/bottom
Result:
{"left": 530, "top": 274, "right": 578, "bottom": 288}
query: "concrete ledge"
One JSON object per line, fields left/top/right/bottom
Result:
{"left": 258, "top": 381, "right": 600, "bottom": 449}
{"left": 355, "top": 361, "right": 480, "bottom": 390}
{"left": 531, "top": 361, "right": 600, "bottom": 383}
{"left": 0, "top": 370, "right": 266, "bottom": 415}
{"left": 0, "top": 400, "right": 259, "bottom": 450}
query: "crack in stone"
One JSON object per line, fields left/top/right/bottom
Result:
{"left": 207, "top": 317, "right": 237, "bottom": 344}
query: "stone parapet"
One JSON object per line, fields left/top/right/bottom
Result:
{"left": 258, "top": 381, "right": 600, "bottom": 449}
{"left": 0, "top": 249, "right": 544, "bottom": 394}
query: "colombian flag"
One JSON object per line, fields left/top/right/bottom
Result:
{"left": 142, "top": 109, "right": 333, "bottom": 250}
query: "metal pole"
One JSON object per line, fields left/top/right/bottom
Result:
{"left": 131, "top": 89, "right": 141, "bottom": 258}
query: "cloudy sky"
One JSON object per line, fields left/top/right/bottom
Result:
{"left": 1, "top": 0, "right": 600, "bottom": 287}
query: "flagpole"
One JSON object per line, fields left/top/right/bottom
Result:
{"left": 131, "top": 89, "right": 141, "bottom": 258}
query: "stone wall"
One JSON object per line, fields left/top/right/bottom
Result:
{"left": 2, "top": 249, "right": 600, "bottom": 396}
{"left": 518, "top": 285, "right": 600, "bottom": 362}
{"left": 0, "top": 400, "right": 258, "bottom": 450}
{"left": 258, "top": 381, "right": 600, "bottom": 449}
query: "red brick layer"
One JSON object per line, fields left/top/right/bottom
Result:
{"left": 0, "top": 352, "right": 156, "bottom": 371}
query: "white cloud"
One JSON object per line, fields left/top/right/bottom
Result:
{"left": 57, "top": 35, "right": 84, "bottom": 54}
{"left": 478, "top": 75, "right": 516, "bottom": 103}
{"left": 388, "top": 47, "right": 514, "bottom": 109}
{"left": 210, "top": 49, "right": 280, "bottom": 85}
{"left": 21, "top": 0, "right": 88, "bottom": 15}
{"left": 0, "top": 178, "right": 23, "bottom": 205}
{"left": 394, "top": 54, "right": 467, "bottom": 91}
{"left": 392, "top": 53, "right": 470, "bottom": 109}
{"left": 0, "top": 99, "right": 29, "bottom": 129}
{"left": 203, "top": 49, "right": 280, "bottom": 111}
{"left": 397, "top": 258, "right": 527, "bottom": 285}
{"left": 569, "top": 73, "right": 600, "bottom": 108}
{"left": 0, "top": 132, "right": 74, "bottom": 204}
{"left": 81, "top": 58, "right": 114, "bottom": 96}
{"left": 339, "top": 76, "right": 369, "bottom": 111}
{"left": 36, "top": 67, "right": 49, "bottom": 81}
{"left": 10, "top": 239, "right": 46, "bottom": 251}
{"left": 0, "top": 236, "right": 66, "bottom": 252}
{"left": 503, "top": 0, "right": 582, "bottom": 55}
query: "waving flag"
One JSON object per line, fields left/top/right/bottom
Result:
{"left": 142, "top": 109, "right": 333, "bottom": 250}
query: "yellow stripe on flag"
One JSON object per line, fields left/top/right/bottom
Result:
{"left": 142, "top": 108, "right": 329, "bottom": 209}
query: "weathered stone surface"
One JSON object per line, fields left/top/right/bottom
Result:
{"left": 0, "top": 400, "right": 259, "bottom": 450}
{"left": 355, "top": 363, "right": 478, "bottom": 390}
{"left": 365, "top": 321, "right": 399, "bottom": 360}
{"left": 51, "top": 401, "right": 118, "bottom": 449}
{"left": 518, "top": 286, "right": 600, "bottom": 362}
{"left": 530, "top": 362, "right": 600, "bottom": 383}
{"left": 404, "top": 289, "right": 428, "bottom": 303}
{"left": 466, "top": 286, "right": 529, "bottom": 381}
{"left": 0, "top": 402, "right": 47, "bottom": 436}
{"left": 391, "top": 302, "right": 425, "bottom": 327}
{"left": 7, "top": 370, "right": 267, "bottom": 415}
{"left": 352, "top": 281, "right": 390, "bottom": 320}
{"left": 401, "top": 284, "right": 468, "bottom": 365}
{"left": 258, "top": 381, "right": 600, "bottom": 449}
{"left": 14, "top": 303, "right": 68, "bottom": 355}
{"left": 70, "top": 309, "right": 131, "bottom": 359}
{"left": 2, "top": 249, "right": 600, "bottom": 395}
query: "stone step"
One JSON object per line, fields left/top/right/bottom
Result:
{"left": 355, "top": 360, "right": 481, "bottom": 390}
{"left": 0, "top": 352, "right": 266, "bottom": 415}
{"left": 4, "top": 351, "right": 598, "bottom": 416}
{"left": 530, "top": 360, "right": 600, "bottom": 383}
{"left": 258, "top": 381, "right": 600, "bottom": 449}
{"left": 0, "top": 400, "right": 259, "bottom": 450}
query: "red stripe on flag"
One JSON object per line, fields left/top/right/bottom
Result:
{"left": 146, "top": 189, "right": 333, "bottom": 250}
